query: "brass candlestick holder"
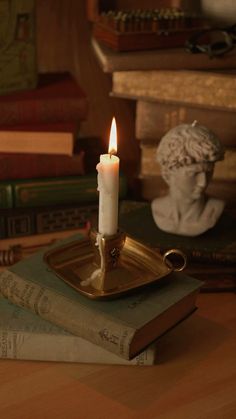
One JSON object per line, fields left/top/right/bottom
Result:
{"left": 44, "top": 228, "right": 187, "bottom": 300}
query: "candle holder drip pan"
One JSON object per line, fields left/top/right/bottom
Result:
{"left": 44, "top": 230, "right": 187, "bottom": 300}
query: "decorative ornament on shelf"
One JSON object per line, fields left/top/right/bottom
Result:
{"left": 151, "top": 121, "right": 225, "bottom": 237}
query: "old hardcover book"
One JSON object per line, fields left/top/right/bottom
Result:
{"left": 136, "top": 100, "right": 236, "bottom": 147}
{"left": 0, "top": 149, "right": 84, "bottom": 180}
{"left": 119, "top": 201, "right": 236, "bottom": 265}
{"left": 92, "top": 37, "right": 236, "bottom": 73}
{"left": 112, "top": 70, "right": 236, "bottom": 112}
{"left": 0, "top": 203, "right": 98, "bottom": 239}
{"left": 0, "top": 173, "right": 127, "bottom": 209}
{"left": 0, "top": 72, "right": 88, "bottom": 125}
{"left": 140, "top": 143, "right": 236, "bottom": 182}
{"left": 0, "top": 0, "right": 37, "bottom": 94}
{"left": 0, "top": 234, "right": 202, "bottom": 359}
{"left": 0, "top": 122, "right": 78, "bottom": 156}
{"left": 0, "top": 298, "right": 156, "bottom": 365}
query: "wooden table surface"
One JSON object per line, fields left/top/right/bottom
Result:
{"left": 0, "top": 292, "right": 235, "bottom": 419}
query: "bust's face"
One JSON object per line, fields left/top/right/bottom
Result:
{"left": 169, "top": 162, "right": 214, "bottom": 200}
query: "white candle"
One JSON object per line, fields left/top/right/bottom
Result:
{"left": 96, "top": 117, "right": 119, "bottom": 236}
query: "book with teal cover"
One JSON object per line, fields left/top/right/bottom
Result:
{"left": 0, "top": 297, "right": 156, "bottom": 365}
{"left": 119, "top": 201, "right": 236, "bottom": 265}
{"left": 0, "top": 233, "right": 202, "bottom": 359}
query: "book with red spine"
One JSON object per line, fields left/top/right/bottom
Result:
{"left": 0, "top": 72, "right": 89, "bottom": 125}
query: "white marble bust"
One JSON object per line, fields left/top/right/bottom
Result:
{"left": 151, "top": 122, "right": 225, "bottom": 236}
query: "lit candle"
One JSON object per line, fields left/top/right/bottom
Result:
{"left": 96, "top": 117, "right": 119, "bottom": 236}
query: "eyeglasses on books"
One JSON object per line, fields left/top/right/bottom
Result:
{"left": 185, "top": 24, "right": 236, "bottom": 58}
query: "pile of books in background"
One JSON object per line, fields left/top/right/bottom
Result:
{"left": 111, "top": 69, "right": 236, "bottom": 292}
{"left": 0, "top": 72, "right": 92, "bottom": 266}
{"left": 0, "top": 71, "right": 128, "bottom": 268}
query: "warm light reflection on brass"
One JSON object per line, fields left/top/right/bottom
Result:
{"left": 44, "top": 229, "right": 187, "bottom": 300}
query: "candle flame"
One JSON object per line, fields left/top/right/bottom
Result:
{"left": 108, "top": 117, "right": 117, "bottom": 155}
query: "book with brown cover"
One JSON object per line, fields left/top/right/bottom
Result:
{"left": 0, "top": 150, "right": 84, "bottom": 180}
{"left": 92, "top": 37, "right": 236, "bottom": 73}
{"left": 0, "top": 72, "right": 89, "bottom": 125}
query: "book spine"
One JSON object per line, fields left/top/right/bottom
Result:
{"left": 0, "top": 174, "right": 127, "bottom": 209}
{"left": 0, "top": 204, "right": 97, "bottom": 239}
{"left": 0, "top": 329, "right": 155, "bottom": 365}
{"left": 0, "top": 97, "right": 88, "bottom": 125}
{"left": 0, "top": 152, "right": 84, "bottom": 181}
{"left": 113, "top": 70, "right": 236, "bottom": 112}
{"left": 0, "top": 270, "right": 136, "bottom": 359}
{"left": 13, "top": 178, "right": 99, "bottom": 208}
{"left": 136, "top": 100, "right": 236, "bottom": 147}
{"left": 186, "top": 249, "right": 236, "bottom": 265}
{"left": 0, "top": 184, "right": 13, "bottom": 209}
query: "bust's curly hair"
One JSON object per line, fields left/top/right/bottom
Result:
{"left": 157, "top": 122, "right": 224, "bottom": 182}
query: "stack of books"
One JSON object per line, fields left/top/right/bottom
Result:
{"left": 0, "top": 72, "right": 101, "bottom": 266}
{"left": 0, "top": 229, "right": 203, "bottom": 365}
{"left": 0, "top": 70, "right": 129, "bottom": 269}
{"left": 91, "top": 35, "right": 236, "bottom": 292}
{"left": 111, "top": 69, "right": 236, "bottom": 206}
{"left": 91, "top": 35, "right": 236, "bottom": 206}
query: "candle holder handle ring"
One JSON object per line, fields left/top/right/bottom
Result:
{"left": 163, "top": 249, "right": 187, "bottom": 272}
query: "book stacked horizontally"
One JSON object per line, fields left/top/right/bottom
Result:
{"left": 0, "top": 228, "right": 203, "bottom": 365}
{"left": 119, "top": 201, "right": 236, "bottom": 293}
{"left": 0, "top": 72, "right": 98, "bottom": 266}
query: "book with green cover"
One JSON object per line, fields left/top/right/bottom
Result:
{"left": 0, "top": 297, "right": 156, "bottom": 365}
{"left": 0, "top": 174, "right": 127, "bottom": 209}
{"left": 0, "top": 184, "right": 13, "bottom": 209}
{"left": 119, "top": 201, "right": 236, "bottom": 265}
{"left": 0, "top": 233, "right": 202, "bottom": 360}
